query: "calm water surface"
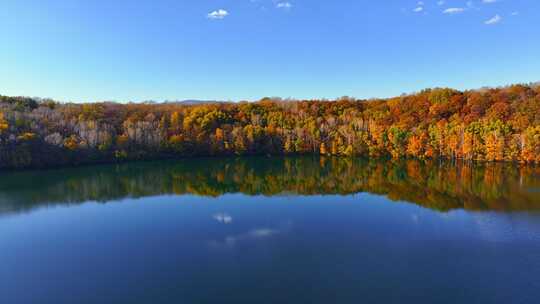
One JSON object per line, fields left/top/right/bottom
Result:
{"left": 1, "top": 157, "right": 540, "bottom": 303}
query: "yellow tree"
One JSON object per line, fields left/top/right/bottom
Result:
{"left": 485, "top": 132, "right": 504, "bottom": 161}
{"left": 522, "top": 126, "right": 540, "bottom": 163}
{"left": 0, "top": 112, "right": 8, "bottom": 134}
{"left": 213, "top": 128, "right": 225, "bottom": 153}
{"left": 504, "top": 134, "right": 521, "bottom": 161}
{"left": 64, "top": 136, "right": 79, "bottom": 150}
{"left": 169, "top": 134, "right": 185, "bottom": 153}
{"left": 461, "top": 132, "right": 473, "bottom": 160}
{"left": 319, "top": 142, "right": 327, "bottom": 155}
{"left": 170, "top": 112, "right": 181, "bottom": 134}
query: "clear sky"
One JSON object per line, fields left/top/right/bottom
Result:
{"left": 1, "top": 0, "right": 539, "bottom": 102}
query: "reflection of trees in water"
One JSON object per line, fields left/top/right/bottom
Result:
{"left": 0, "top": 157, "right": 539, "bottom": 215}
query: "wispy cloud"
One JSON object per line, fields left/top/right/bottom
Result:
{"left": 511, "top": 11, "right": 519, "bottom": 16}
{"left": 213, "top": 213, "right": 233, "bottom": 224}
{"left": 276, "top": 2, "right": 292, "bottom": 9}
{"left": 212, "top": 228, "right": 279, "bottom": 247}
{"left": 207, "top": 9, "right": 229, "bottom": 19}
{"left": 208, "top": 221, "right": 293, "bottom": 249}
{"left": 482, "top": 0, "right": 497, "bottom": 3}
{"left": 437, "top": 1, "right": 445, "bottom": 5}
{"left": 443, "top": 7, "right": 465, "bottom": 14}
{"left": 485, "top": 14, "right": 501, "bottom": 25}
{"left": 413, "top": 1, "right": 425, "bottom": 13}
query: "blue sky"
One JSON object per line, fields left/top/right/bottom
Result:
{"left": 1, "top": 0, "right": 538, "bottom": 102}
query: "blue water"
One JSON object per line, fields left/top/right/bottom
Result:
{"left": 1, "top": 158, "right": 539, "bottom": 303}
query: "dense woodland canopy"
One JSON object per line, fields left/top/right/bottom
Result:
{"left": 1, "top": 83, "right": 540, "bottom": 168}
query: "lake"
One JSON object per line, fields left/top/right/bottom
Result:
{"left": 1, "top": 157, "right": 540, "bottom": 303}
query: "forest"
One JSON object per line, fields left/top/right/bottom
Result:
{"left": 1, "top": 83, "right": 539, "bottom": 168}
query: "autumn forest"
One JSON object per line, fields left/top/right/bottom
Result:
{"left": 1, "top": 83, "right": 539, "bottom": 169}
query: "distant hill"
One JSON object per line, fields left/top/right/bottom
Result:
{"left": 167, "top": 100, "right": 225, "bottom": 105}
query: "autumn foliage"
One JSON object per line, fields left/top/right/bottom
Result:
{"left": 1, "top": 157, "right": 539, "bottom": 213}
{"left": 0, "top": 83, "right": 539, "bottom": 168}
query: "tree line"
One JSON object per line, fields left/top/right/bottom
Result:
{"left": 1, "top": 83, "right": 539, "bottom": 168}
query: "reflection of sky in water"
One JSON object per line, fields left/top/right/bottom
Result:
{"left": 2, "top": 193, "right": 540, "bottom": 245}
{"left": 1, "top": 193, "right": 540, "bottom": 303}
{"left": 471, "top": 212, "right": 540, "bottom": 242}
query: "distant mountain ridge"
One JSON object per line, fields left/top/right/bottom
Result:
{"left": 166, "top": 99, "right": 225, "bottom": 105}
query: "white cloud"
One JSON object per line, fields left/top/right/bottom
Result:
{"left": 413, "top": 1, "right": 425, "bottom": 13}
{"left": 276, "top": 2, "right": 292, "bottom": 9}
{"left": 213, "top": 213, "right": 233, "bottom": 224}
{"left": 207, "top": 9, "right": 229, "bottom": 19}
{"left": 443, "top": 7, "right": 465, "bottom": 14}
{"left": 485, "top": 14, "right": 501, "bottom": 25}
{"left": 437, "top": 1, "right": 445, "bottom": 5}
{"left": 250, "top": 228, "right": 276, "bottom": 237}
{"left": 482, "top": 0, "right": 497, "bottom": 3}
{"left": 220, "top": 228, "right": 279, "bottom": 246}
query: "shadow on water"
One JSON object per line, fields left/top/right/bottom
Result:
{"left": 1, "top": 156, "right": 539, "bottom": 215}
